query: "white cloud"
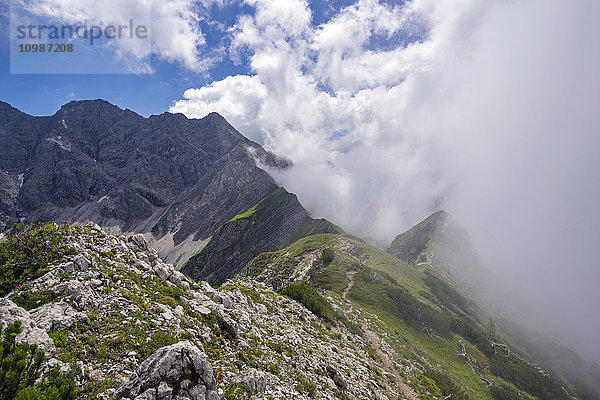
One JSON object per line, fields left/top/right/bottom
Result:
{"left": 171, "top": 0, "right": 457, "bottom": 243}
{"left": 170, "top": 0, "right": 600, "bottom": 361}
{"left": 172, "top": 75, "right": 267, "bottom": 141}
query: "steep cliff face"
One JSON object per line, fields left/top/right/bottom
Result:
{"left": 0, "top": 100, "right": 292, "bottom": 266}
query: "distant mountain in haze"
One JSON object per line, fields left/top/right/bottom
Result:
{"left": 388, "top": 210, "right": 600, "bottom": 400}
{"left": 387, "top": 210, "right": 491, "bottom": 298}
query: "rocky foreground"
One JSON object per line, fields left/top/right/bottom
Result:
{"left": 1, "top": 224, "right": 421, "bottom": 400}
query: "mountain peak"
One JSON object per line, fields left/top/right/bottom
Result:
{"left": 55, "top": 99, "right": 137, "bottom": 120}
{"left": 206, "top": 111, "right": 225, "bottom": 119}
{"left": 59, "top": 98, "right": 117, "bottom": 110}
{"left": 387, "top": 210, "right": 449, "bottom": 265}
{"left": 387, "top": 210, "right": 487, "bottom": 295}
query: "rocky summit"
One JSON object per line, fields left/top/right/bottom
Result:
{"left": 0, "top": 100, "right": 336, "bottom": 274}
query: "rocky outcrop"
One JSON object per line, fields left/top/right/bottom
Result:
{"left": 115, "top": 341, "right": 223, "bottom": 400}
{"left": 1, "top": 224, "right": 413, "bottom": 400}
{"left": 30, "top": 301, "right": 87, "bottom": 331}
{"left": 234, "top": 368, "right": 266, "bottom": 394}
{"left": 0, "top": 298, "right": 56, "bottom": 357}
{"left": 326, "top": 365, "right": 348, "bottom": 390}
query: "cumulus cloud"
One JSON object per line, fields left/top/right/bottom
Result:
{"left": 175, "top": 75, "right": 268, "bottom": 141}
{"left": 15, "top": 0, "right": 211, "bottom": 71}
{"left": 171, "top": 0, "right": 600, "bottom": 361}
{"left": 172, "top": 0, "right": 466, "bottom": 243}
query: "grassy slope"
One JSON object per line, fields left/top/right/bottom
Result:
{"left": 246, "top": 233, "right": 574, "bottom": 400}
{"left": 226, "top": 187, "right": 344, "bottom": 237}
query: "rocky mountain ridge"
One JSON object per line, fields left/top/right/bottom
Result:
{"left": 0, "top": 100, "right": 336, "bottom": 272}
{"left": 1, "top": 100, "right": 597, "bottom": 400}
{"left": 1, "top": 223, "right": 431, "bottom": 400}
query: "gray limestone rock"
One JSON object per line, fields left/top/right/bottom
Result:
{"left": 115, "top": 341, "right": 224, "bottom": 400}
{"left": 0, "top": 298, "right": 56, "bottom": 357}
{"left": 235, "top": 368, "right": 267, "bottom": 394}
{"left": 30, "top": 301, "right": 86, "bottom": 331}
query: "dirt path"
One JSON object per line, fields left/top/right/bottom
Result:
{"left": 343, "top": 271, "right": 420, "bottom": 400}
{"left": 342, "top": 271, "right": 356, "bottom": 300}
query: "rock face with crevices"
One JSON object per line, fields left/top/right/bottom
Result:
{"left": 115, "top": 341, "right": 223, "bottom": 400}
{"left": 0, "top": 99, "right": 339, "bottom": 273}
{"left": 0, "top": 298, "right": 56, "bottom": 356}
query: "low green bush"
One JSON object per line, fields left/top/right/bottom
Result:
{"left": 11, "top": 290, "right": 61, "bottom": 311}
{"left": 0, "top": 321, "right": 76, "bottom": 400}
{"left": 281, "top": 282, "right": 336, "bottom": 322}
{"left": 320, "top": 247, "right": 335, "bottom": 266}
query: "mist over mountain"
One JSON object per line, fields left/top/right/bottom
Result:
{"left": 169, "top": 0, "right": 600, "bottom": 367}
{"left": 1, "top": 0, "right": 599, "bottom": 399}
{"left": 388, "top": 211, "right": 600, "bottom": 399}
{"left": 1, "top": 99, "right": 599, "bottom": 400}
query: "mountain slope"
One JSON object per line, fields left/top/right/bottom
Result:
{"left": 388, "top": 210, "right": 600, "bottom": 400}
{"left": 2, "top": 99, "right": 596, "bottom": 400}
{"left": 242, "top": 233, "right": 577, "bottom": 400}
{"left": 0, "top": 100, "right": 336, "bottom": 270}
{"left": 1, "top": 223, "right": 429, "bottom": 400}
{"left": 182, "top": 186, "right": 342, "bottom": 285}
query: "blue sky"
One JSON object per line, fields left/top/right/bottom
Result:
{"left": 0, "top": 1, "right": 252, "bottom": 116}
{"left": 0, "top": 0, "right": 408, "bottom": 116}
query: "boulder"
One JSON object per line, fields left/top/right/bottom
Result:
{"left": 153, "top": 263, "right": 172, "bottom": 281}
{"left": 60, "top": 261, "right": 75, "bottom": 274}
{"left": 73, "top": 254, "right": 91, "bottom": 272}
{"left": 219, "top": 315, "right": 238, "bottom": 339}
{"left": 235, "top": 368, "right": 266, "bottom": 394}
{"left": 31, "top": 301, "right": 86, "bottom": 331}
{"left": 129, "top": 234, "right": 148, "bottom": 251}
{"left": 326, "top": 365, "right": 348, "bottom": 390}
{"left": 115, "top": 341, "right": 223, "bottom": 400}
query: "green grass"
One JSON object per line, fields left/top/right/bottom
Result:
{"left": 0, "top": 223, "right": 80, "bottom": 296}
{"left": 309, "top": 263, "right": 348, "bottom": 294}
{"left": 251, "top": 231, "right": 572, "bottom": 400}
{"left": 226, "top": 186, "right": 284, "bottom": 224}
{"left": 248, "top": 233, "right": 433, "bottom": 303}
{"left": 228, "top": 204, "right": 260, "bottom": 223}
